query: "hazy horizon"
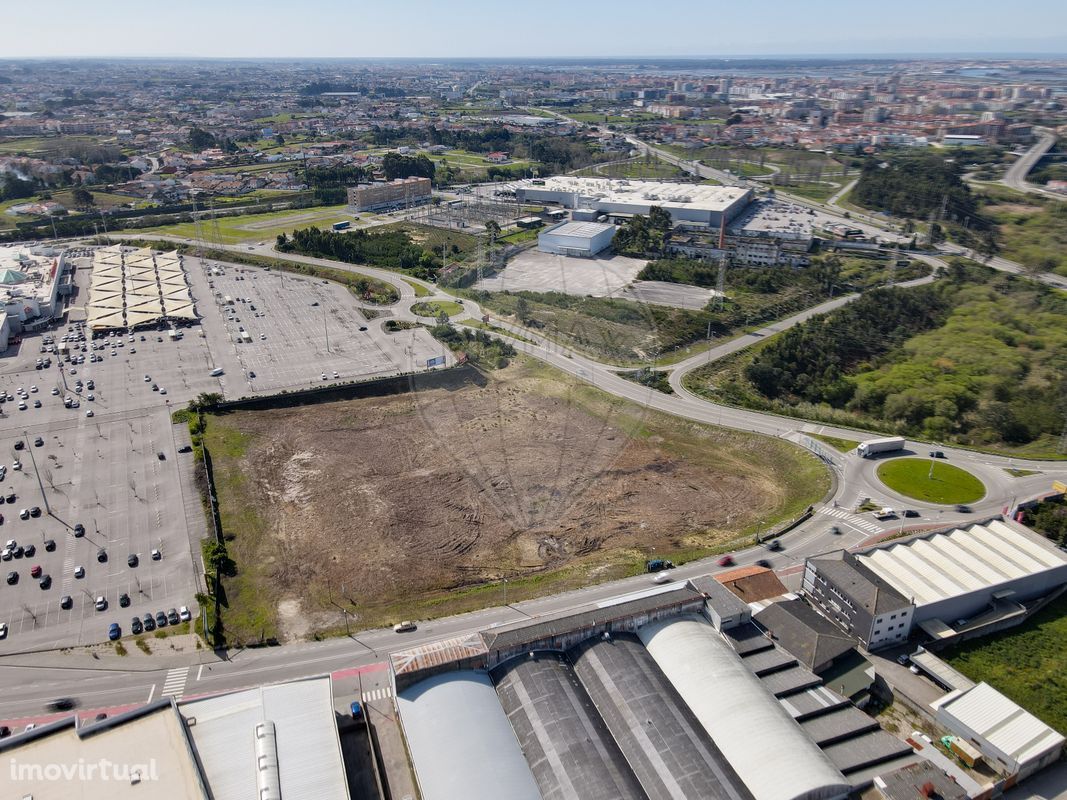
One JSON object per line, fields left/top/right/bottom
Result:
{"left": 5, "top": 0, "right": 1066, "bottom": 60}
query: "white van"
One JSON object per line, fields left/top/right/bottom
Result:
{"left": 209, "top": 367, "right": 224, "bottom": 377}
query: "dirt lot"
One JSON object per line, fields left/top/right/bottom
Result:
{"left": 205, "top": 361, "right": 827, "bottom": 643}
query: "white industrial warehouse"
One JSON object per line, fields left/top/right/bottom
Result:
{"left": 537, "top": 220, "right": 617, "bottom": 256}
{"left": 854, "top": 520, "right": 1067, "bottom": 629}
{"left": 933, "top": 682, "right": 1065, "bottom": 781}
{"left": 516, "top": 176, "right": 753, "bottom": 227}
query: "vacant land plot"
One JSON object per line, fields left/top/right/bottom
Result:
{"left": 205, "top": 360, "right": 827, "bottom": 642}
{"left": 877, "top": 458, "right": 985, "bottom": 504}
{"left": 944, "top": 594, "right": 1067, "bottom": 733}
{"left": 142, "top": 204, "right": 353, "bottom": 244}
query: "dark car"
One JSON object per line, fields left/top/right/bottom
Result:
{"left": 157, "top": 451, "right": 165, "bottom": 460}
{"left": 29, "top": 506, "right": 41, "bottom": 518}
{"left": 755, "top": 559, "right": 773, "bottom": 569}
{"left": 39, "top": 574, "right": 51, "bottom": 589}
{"left": 33, "top": 437, "right": 43, "bottom": 447}
{"left": 177, "top": 445, "right": 192, "bottom": 453}
{"left": 903, "top": 509, "right": 921, "bottom": 518}
{"left": 96, "top": 548, "right": 107, "bottom": 563}
{"left": 108, "top": 623, "right": 121, "bottom": 641}
{"left": 73, "top": 524, "right": 85, "bottom": 537}
{"left": 5, "top": 571, "right": 16, "bottom": 585}
{"left": 12, "top": 546, "right": 23, "bottom": 559}
{"left": 119, "top": 593, "right": 130, "bottom": 608}
{"left": 155, "top": 611, "right": 168, "bottom": 628}
{"left": 127, "top": 553, "right": 138, "bottom": 568}
{"left": 766, "top": 539, "right": 783, "bottom": 551}
{"left": 0, "top": 725, "right": 10, "bottom": 738}
{"left": 955, "top": 504, "right": 972, "bottom": 513}
{"left": 60, "top": 595, "right": 73, "bottom": 610}
{"left": 131, "top": 617, "right": 143, "bottom": 635}
{"left": 167, "top": 608, "right": 180, "bottom": 626}
{"left": 44, "top": 539, "right": 56, "bottom": 552}
{"left": 142, "top": 614, "right": 156, "bottom": 632}
{"left": 929, "top": 450, "right": 946, "bottom": 459}
{"left": 47, "top": 698, "right": 76, "bottom": 712}
{"left": 13, "top": 441, "right": 23, "bottom": 451}
{"left": 5, "top": 494, "right": 15, "bottom": 504}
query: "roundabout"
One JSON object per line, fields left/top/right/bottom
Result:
{"left": 876, "top": 457, "right": 986, "bottom": 505}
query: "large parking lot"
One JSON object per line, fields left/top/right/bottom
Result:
{"left": 185, "top": 257, "right": 448, "bottom": 396}
{"left": 0, "top": 246, "right": 451, "bottom": 652}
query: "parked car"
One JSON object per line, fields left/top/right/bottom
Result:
{"left": 5, "top": 571, "right": 16, "bottom": 585}
{"left": 119, "top": 593, "right": 130, "bottom": 608}
{"left": 73, "top": 523, "right": 85, "bottom": 537}
{"left": 127, "top": 553, "right": 138, "bottom": 568}
{"left": 155, "top": 611, "right": 168, "bottom": 628}
{"left": 94, "top": 596, "right": 107, "bottom": 611}
{"left": 130, "top": 617, "right": 143, "bottom": 635}
{"left": 39, "top": 575, "right": 51, "bottom": 589}
{"left": 179, "top": 606, "right": 192, "bottom": 622}
{"left": 108, "top": 623, "right": 121, "bottom": 641}
{"left": 60, "top": 595, "right": 73, "bottom": 610}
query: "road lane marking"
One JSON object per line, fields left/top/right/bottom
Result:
{"left": 146, "top": 684, "right": 155, "bottom": 703}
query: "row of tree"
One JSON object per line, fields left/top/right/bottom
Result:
{"left": 277, "top": 226, "right": 440, "bottom": 280}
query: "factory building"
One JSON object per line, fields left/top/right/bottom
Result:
{"left": 853, "top": 520, "right": 1067, "bottom": 636}
{"left": 346, "top": 176, "right": 432, "bottom": 212}
{"left": 391, "top": 578, "right": 919, "bottom": 800}
{"left": 932, "top": 682, "right": 1064, "bottom": 781}
{"left": 536, "top": 220, "right": 617, "bottom": 257}
{"left": 805, "top": 520, "right": 1067, "bottom": 646}
{"left": 516, "top": 176, "right": 752, "bottom": 228}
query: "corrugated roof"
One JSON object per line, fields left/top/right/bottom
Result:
{"left": 391, "top": 632, "right": 487, "bottom": 676}
{"left": 754, "top": 599, "right": 857, "bottom": 672}
{"left": 180, "top": 676, "right": 349, "bottom": 800}
{"left": 719, "top": 567, "right": 791, "bottom": 603}
{"left": 856, "top": 521, "right": 1067, "bottom": 607}
{"left": 935, "top": 682, "right": 1065, "bottom": 767}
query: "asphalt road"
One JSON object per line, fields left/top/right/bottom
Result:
{"left": 1002, "top": 131, "right": 1061, "bottom": 199}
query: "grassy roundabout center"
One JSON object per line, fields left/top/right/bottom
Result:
{"left": 876, "top": 457, "right": 985, "bottom": 505}
{"left": 411, "top": 300, "right": 464, "bottom": 318}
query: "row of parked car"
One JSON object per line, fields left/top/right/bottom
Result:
{"left": 112, "top": 605, "right": 192, "bottom": 639}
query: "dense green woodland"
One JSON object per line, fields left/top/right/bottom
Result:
{"left": 278, "top": 226, "right": 444, "bottom": 280}
{"left": 852, "top": 153, "right": 984, "bottom": 227}
{"left": 697, "top": 263, "right": 1067, "bottom": 454}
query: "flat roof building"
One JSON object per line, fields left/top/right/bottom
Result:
{"left": 346, "top": 177, "right": 431, "bottom": 212}
{"left": 0, "top": 700, "right": 207, "bottom": 800}
{"left": 179, "top": 676, "right": 350, "bottom": 800}
{"left": 516, "top": 176, "right": 752, "bottom": 228}
{"left": 537, "top": 220, "right": 617, "bottom": 257}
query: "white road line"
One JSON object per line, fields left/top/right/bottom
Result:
{"left": 146, "top": 684, "right": 156, "bottom": 703}
{"left": 160, "top": 667, "right": 189, "bottom": 698}
{"left": 196, "top": 665, "right": 203, "bottom": 682}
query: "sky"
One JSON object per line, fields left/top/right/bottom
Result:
{"left": 5, "top": 0, "right": 1067, "bottom": 59}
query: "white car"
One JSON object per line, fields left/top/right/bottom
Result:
{"left": 651, "top": 572, "right": 673, "bottom": 584}
{"left": 12, "top": 461, "right": 21, "bottom": 471}
{"left": 94, "top": 596, "right": 107, "bottom": 611}
{"left": 17, "top": 402, "right": 26, "bottom": 411}
{"left": 0, "top": 622, "right": 7, "bottom": 639}
{"left": 159, "top": 388, "right": 167, "bottom": 395}
{"left": 143, "top": 375, "right": 151, "bottom": 382}
{"left": 29, "top": 386, "right": 37, "bottom": 393}
{"left": 74, "top": 566, "right": 84, "bottom": 579}
{"left": 320, "top": 373, "right": 327, "bottom": 380}
{"left": 51, "top": 388, "right": 59, "bottom": 396}
{"left": 86, "top": 409, "right": 94, "bottom": 417}
{"left": 178, "top": 606, "right": 191, "bottom": 622}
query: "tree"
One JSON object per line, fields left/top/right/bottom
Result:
{"left": 71, "top": 187, "right": 94, "bottom": 210}
{"left": 515, "top": 296, "right": 531, "bottom": 324}
{"left": 187, "top": 127, "right": 216, "bottom": 151}
{"left": 485, "top": 219, "right": 501, "bottom": 246}
{"left": 0, "top": 176, "right": 35, "bottom": 201}
{"left": 274, "top": 133, "right": 285, "bottom": 146}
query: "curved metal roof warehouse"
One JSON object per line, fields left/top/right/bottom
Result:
{"left": 638, "top": 615, "right": 851, "bottom": 800}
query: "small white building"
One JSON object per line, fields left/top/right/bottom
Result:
{"left": 932, "top": 682, "right": 1064, "bottom": 780}
{"left": 537, "top": 221, "right": 616, "bottom": 257}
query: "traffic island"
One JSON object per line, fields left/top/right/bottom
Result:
{"left": 876, "top": 458, "right": 985, "bottom": 505}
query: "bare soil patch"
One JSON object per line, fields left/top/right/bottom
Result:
{"left": 206, "top": 362, "right": 826, "bottom": 641}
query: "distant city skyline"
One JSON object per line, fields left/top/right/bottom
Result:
{"left": 5, "top": 0, "right": 1067, "bottom": 60}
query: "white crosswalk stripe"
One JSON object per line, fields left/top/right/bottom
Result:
{"left": 361, "top": 686, "right": 393, "bottom": 703}
{"left": 161, "top": 667, "right": 189, "bottom": 699}
{"left": 819, "top": 507, "right": 883, "bottom": 533}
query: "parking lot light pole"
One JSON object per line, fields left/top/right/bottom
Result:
{"left": 23, "top": 431, "right": 50, "bottom": 516}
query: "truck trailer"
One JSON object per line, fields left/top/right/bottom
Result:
{"left": 857, "top": 436, "right": 905, "bottom": 458}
